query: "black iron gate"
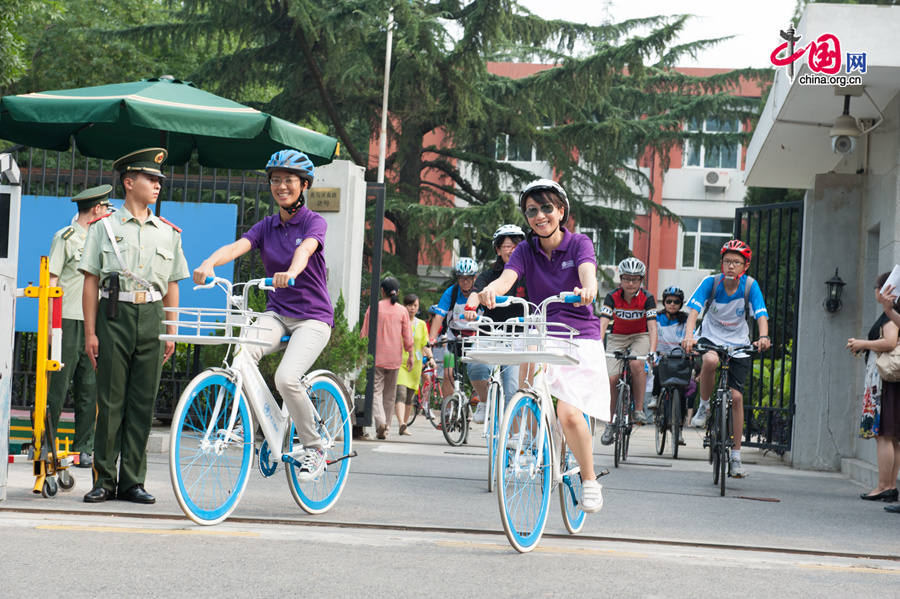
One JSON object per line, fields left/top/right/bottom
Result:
{"left": 734, "top": 201, "right": 803, "bottom": 454}
{"left": 9, "top": 146, "right": 276, "bottom": 420}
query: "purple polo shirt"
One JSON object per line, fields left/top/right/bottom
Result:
{"left": 505, "top": 229, "right": 603, "bottom": 339}
{"left": 242, "top": 206, "right": 334, "bottom": 327}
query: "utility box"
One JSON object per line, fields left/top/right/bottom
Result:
{"left": 0, "top": 154, "right": 22, "bottom": 502}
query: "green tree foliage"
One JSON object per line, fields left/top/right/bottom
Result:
{"left": 5, "top": 0, "right": 204, "bottom": 95}
{"left": 0, "top": 0, "right": 61, "bottom": 88}
{"left": 130, "top": 0, "right": 768, "bottom": 274}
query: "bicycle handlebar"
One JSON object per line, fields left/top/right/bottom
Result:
{"left": 605, "top": 351, "right": 653, "bottom": 362}
{"left": 693, "top": 342, "right": 758, "bottom": 358}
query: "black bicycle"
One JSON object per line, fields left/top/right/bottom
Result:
{"left": 606, "top": 349, "right": 651, "bottom": 468}
{"left": 654, "top": 348, "right": 694, "bottom": 459}
{"left": 437, "top": 338, "right": 473, "bottom": 446}
{"left": 694, "top": 342, "right": 757, "bottom": 496}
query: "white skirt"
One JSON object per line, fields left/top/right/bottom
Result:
{"left": 543, "top": 338, "right": 610, "bottom": 422}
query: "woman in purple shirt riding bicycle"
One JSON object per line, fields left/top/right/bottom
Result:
{"left": 193, "top": 149, "right": 333, "bottom": 482}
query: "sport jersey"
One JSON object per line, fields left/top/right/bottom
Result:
{"left": 434, "top": 283, "right": 471, "bottom": 339}
{"left": 657, "top": 312, "right": 690, "bottom": 354}
{"left": 600, "top": 288, "right": 657, "bottom": 335}
{"left": 686, "top": 273, "right": 768, "bottom": 348}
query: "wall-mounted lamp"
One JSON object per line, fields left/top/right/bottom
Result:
{"left": 824, "top": 268, "right": 846, "bottom": 313}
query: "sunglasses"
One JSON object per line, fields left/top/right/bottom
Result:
{"left": 524, "top": 204, "right": 556, "bottom": 219}
{"left": 664, "top": 298, "right": 682, "bottom": 305}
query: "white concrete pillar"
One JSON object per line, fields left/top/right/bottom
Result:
{"left": 310, "top": 160, "right": 366, "bottom": 327}
{"left": 0, "top": 154, "right": 22, "bottom": 501}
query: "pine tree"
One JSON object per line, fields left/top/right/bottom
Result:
{"left": 135, "top": 0, "right": 769, "bottom": 272}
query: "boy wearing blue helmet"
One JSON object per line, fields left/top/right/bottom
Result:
{"left": 429, "top": 257, "right": 479, "bottom": 399}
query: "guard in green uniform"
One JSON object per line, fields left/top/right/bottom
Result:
{"left": 78, "top": 148, "right": 189, "bottom": 504}
{"left": 47, "top": 185, "right": 113, "bottom": 469}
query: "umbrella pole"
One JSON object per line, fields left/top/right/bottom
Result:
{"left": 155, "top": 130, "right": 169, "bottom": 217}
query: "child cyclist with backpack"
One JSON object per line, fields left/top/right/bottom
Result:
{"left": 466, "top": 179, "right": 608, "bottom": 513}
{"left": 429, "top": 257, "right": 479, "bottom": 399}
{"left": 650, "top": 286, "right": 696, "bottom": 445}
{"left": 681, "top": 239, "right": 771, "bottom": 478}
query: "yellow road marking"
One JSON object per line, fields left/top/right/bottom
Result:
{"left": 436, "top": 540, "right": 648, "bottom": 557}
{"left": 796, "top": 563, "right": 900, "bottom": 575}
{"left": 37, "top": 524, "right": 259, "bottom": 538}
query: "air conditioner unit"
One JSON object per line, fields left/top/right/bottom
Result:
{"left": 704, "top": 170, "right": 730, "bottom": 191}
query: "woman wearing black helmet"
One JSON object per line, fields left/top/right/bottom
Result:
{"left": 193, "top": 149, "right": 333, "bottom": 482}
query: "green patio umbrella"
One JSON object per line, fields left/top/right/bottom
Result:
{"left": 0, "top": 77, "right": 337, "bottom": 168}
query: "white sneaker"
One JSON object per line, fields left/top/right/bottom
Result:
{"left": 581, "top": 479, "right": 604, "bottom": 513}
{"left": 296, "top": 448, "right": 326, "bottom": 482}
{"left": 647, "top": 396, "right": 658, "bottom": 410}
{"left": 691, "top": 403, "right": 710, "bottom": 428}
{"left": 472, "top": 401, "right": 486, "bottom": 424}
{"left": 729, "top": 458, "right": 747, "bottom": 479}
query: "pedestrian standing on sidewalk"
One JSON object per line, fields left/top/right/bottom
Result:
{"left": 361, "top": 276, "right": 413, "bottom": 440}
{"left": 395, "top": 293, "right": 432, "bottom": 435}
{"left": 79, "top": 148, "right": 189, "bottom": 505}
{"left": 47, "top": 185, "right": 113, "bottom": 469}
{"left": 848, "top": 272, "right": 900, "bottom": 506}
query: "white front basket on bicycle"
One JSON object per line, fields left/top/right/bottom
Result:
{"left": 464, "top": 320, "right": 580, "bottom": 366}
{"left": 160, "top": 306, "right": 273, "bottom": 346}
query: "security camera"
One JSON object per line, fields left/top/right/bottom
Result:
{"left": 829, "top": 113, "right": 860, "bottom": 155}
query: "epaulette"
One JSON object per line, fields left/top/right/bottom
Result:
{"left": 61, "top": 227, "right": 75, "bottom": 240}
{"left": 89, "top": 212, "right": 113, "bottom": 225}
{"left": 159, "top": 216, "right": 182, "bottom": 233}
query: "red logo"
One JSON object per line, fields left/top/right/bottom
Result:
{"left": 770, "top": 33, "right": 842, "bottom": 75}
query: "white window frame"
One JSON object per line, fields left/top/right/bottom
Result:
{"left": 679, "top": 217, "right": 733, "bottom": 270}
{"left": 683, "top": 118, "right": 741, "bottom": 170}
{"left": 580, "top": 227, "right": 633, "bottom": 267}
{"left": 495, "top": 131, "right": 547, "bottom": 163}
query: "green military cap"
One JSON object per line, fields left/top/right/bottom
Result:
{"left": 113, "top": 147, "right": 168, "bottom": 178}
{"left": 71, "top": 184, "right": 113, "bottom": 207}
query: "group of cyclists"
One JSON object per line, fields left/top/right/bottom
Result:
{"left": 197, "top": 149, "right": 769, "bottom": 516}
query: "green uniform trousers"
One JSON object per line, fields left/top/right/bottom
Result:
{"left": 93, "top": 298, "right": 165, "bottom": 493}
{"left": 47, "top": 318, "right": 97, "bottom": 454}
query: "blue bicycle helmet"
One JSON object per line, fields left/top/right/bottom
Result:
{"left": 661, "top": 286, "right": 684, "bottom": 303}
{"left": 266, "top": 149, "right": 315, "bottom": 183}
{"left": 454, "top": 257, "right": 478, "bottom": 276}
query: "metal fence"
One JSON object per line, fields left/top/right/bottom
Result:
{"left": 9, "top": 146, "right": 276, "bottom": 420}
{"left": 734, "top": 201, "right": 803, "bottom": 454}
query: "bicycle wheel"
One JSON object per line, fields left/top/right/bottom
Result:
{"left": 559, "top": 440, "right": 586, "bottom": 534}
{"left": 486, "top": 380, "right": 501, "bottom": 492}
{"left": 426, "top": 380, "right": 443, "bottom": 429}
{"left": 654, "top": 389, "right": 668, "bottom": 456}
{"left": 496, "top": 391, "right": 551, "bottom": 553}
{"left": 621, "top": 395, "right": 632, "bottom": 463}
{"left": 404, "top": 392, "right": 419, "bottom": 427}
{"left": 613, "top": 384, "right": 627, "bottom": 468}
{"left": 170, "top": 370, "right": 254, "bottom": 526}
{"left": 718, "top": 392, "right": 730, "bottom": 496}
{"left": 285, "top": 373, "right": 353, "bottom": 514}
{"left": 670, "top": 388, "right": 682, "bottom": 460}
{"left": 441, "top": 393, "right": 469, "bottom": 446}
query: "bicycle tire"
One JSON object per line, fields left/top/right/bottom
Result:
{"left": 404, "top": 395, "right": 419, "bottom": 427}
{"left": 621, "top": 389, "right": 632, "bottom": 463}
{"left": 441, "top": 393, "right": 468, "bottom": 446}
{"left": 285, "top": 373, "right": 353, "bottom": 514}
{"left": 670, "top": 388, "right": 681, "bottom": 460}
{"left": 425, "top": 380, "right": 443, "bottom": 429}
{"left": 486, "top": 380, "right": 502, "bottom": 493}
{"left": 496, "top": 391, "right": 551, "bottom": 553}
{"left": 613, "top": 383, "right": 627, "bottom": 468}
{"left": 170, "top": 370, "right": 254, "bottom": 526}
{"left": 559, "top": 437, "right": 586, "bottom": 535}
{"left": 718, "top": 391, "right": 729, "bottom": 496}
{"left": 654, "top": 389, "right": 668, "bottom": 456}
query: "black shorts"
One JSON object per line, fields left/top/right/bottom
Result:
{"left": 697, "top": 338, "right": 751, "bottom": 395}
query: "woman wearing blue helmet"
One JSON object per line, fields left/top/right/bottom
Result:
{"left": 193, "top": 149, "right": 333, "bottom": 482}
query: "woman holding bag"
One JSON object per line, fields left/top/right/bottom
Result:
{"left": 847, "top": 271, "right": 900, "bottom": 504}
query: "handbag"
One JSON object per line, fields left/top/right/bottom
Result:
{"left": 875, "top": 343, "right": 900, "bottom": 382}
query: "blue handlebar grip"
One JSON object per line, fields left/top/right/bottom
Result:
{"left": 204, "top": 276, "right": 214, "bottom": 284}
{"left": 494, "top": 295, "right": 509, "bottom": 303}
{"left": 263, "top": 277, "right": 296, "bottom": 286}
{"left": 563, "top": 293, "right": 581, "bottom": 303}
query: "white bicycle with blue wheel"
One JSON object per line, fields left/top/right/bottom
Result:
{"left": 161, "top": 276, "right": 354, "bottom": 526}
{"left": 466, "top": 293, "right": 604, "bottom": 552}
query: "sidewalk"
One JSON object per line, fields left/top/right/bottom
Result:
{"left": 2, "top": 416, "right": 896, "bottom": 557}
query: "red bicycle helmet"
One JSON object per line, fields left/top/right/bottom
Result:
{"left": 720, "top": 239, "right": 752, "bottom": 273}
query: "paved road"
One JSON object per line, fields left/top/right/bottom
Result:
{"left": 2, "top": 420, "right": 898, "bottom": 596}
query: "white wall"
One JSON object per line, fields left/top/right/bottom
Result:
{"left": 310, "top": 160, "right": 366, "bottom": 328}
